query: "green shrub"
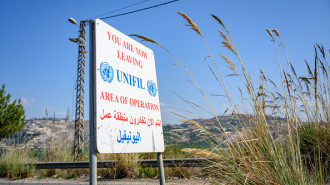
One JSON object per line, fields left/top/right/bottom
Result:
{"left": 67, "top": 171, "right": 78, "bottom": 179}
{"left": 0, "top": 147, "right": 34, "bottom": 178}
{"left": 139, "top": 167, "right": 158, "bottom": 178}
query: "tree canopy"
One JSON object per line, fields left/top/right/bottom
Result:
{"left": 0, "top": 84, "right": 25, "bottom": 139}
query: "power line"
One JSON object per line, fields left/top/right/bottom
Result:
{"left": 89, "top": 0, "right": 151, "bottom": 19}
{"left": 98, "top": 0, "right": 179, "bottom": 20}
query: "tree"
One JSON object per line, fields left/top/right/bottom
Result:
{"left": 0, "top": 84, "right": 25, "bottom": 139}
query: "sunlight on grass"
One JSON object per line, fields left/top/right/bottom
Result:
{"left": 132, "top": 12, "right": 329, "bottom": 184}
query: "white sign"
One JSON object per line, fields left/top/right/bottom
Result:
{"left": 94, "top": 19, "right": 164, "bottom": 153}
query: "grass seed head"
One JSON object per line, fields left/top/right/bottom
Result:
{"left": 211, "top": 14, "right": 226, "bottom": 30}
{"left": 260, "top": 68, "right": 267, "bottom": 80}
{"left": 181, "top": 148, "right": 222, "bottom": 159}
{"left": 266, "top": 29, "right": 273, "bottom": 37}
{"left": 177, "top": 12, "right": 201, "bottom": 36}
{"left": 218, "top": 30, "right": 236, "bottom": 55}
{"left": 129, "top": 34, "right": 159, "bottom": 45}
{"left": 220, "top": 54, "right": 236, "bottom": 73}
{"left": 180, "top": 119, "right": 201, "bottom": 127}
{"left": 272, "top": 29, "right": 280, "bottom": 37}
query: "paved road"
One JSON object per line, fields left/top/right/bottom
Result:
{"left": 0, "top": 178, "right": 151, "bottom": 185}
{"left": 0, "top": 178, "right": 209, "bottom": 185}
{"left": 0, "top": 183, "right": 88, "bottom": 185}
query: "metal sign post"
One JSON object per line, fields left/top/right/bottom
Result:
{"left": 157, "top": 152, "right": 165, "bottom": 185}
{"left": 89, "top": 19, "right": 97, "bottom": 185}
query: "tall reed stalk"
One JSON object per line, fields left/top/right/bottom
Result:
{"left": 132, "top": 12, "right": 329, "bottom": 184}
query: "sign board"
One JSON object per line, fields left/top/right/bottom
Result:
{"left": 93, "top": 19, "right": 164, "bottom": 153}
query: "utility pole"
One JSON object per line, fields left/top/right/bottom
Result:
{"left": 69, "top": 18, "right": 87, "bottom": 161}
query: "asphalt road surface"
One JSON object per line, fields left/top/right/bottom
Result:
{"left": 0, "top": 178, "right": 210, "bottom": 185}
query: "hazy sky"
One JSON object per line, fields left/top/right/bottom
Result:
{"left": 0, "top": 0, "right": 329, "bottom": 124}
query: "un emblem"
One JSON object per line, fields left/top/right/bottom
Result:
{"left": 147, "top": 80, "right": 157, "bottom": 97}
{"left": 100, "top": 62, "right": 114, "bottom": 83}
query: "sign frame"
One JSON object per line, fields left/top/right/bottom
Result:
{"left": 93, "top": 19, "right": 164, "bottom": 154}
{"left": 89, "top": 19, "right": 165, "bottom": 185}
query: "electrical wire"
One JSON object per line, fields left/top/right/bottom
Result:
{"left": 88, "top": 0, "right": 151, "bottom": 19}
{"left": 98, "top": 0, "right": 179, "bottom": 20}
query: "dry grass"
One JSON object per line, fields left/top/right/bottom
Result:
{"left": 0, "top": 144, "right": 35, "bottom": 178}
{"left": 97, "top": 153, "right": 140, "bottom": 178}
{"left": 131, "top": 12, "right": 329, "bottom": 184}
{"left": 1, "top": 12, "right": 328, "bottom": 184}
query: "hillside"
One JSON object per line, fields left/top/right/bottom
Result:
{"left": 164, "top": 114, "right": 287, "bottom": 148}
{"left": 0, "top": 114, "right": 286, "bottom": 149}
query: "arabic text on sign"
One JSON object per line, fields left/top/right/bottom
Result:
{"left": 117, "top": 130, "right": 141, "bottom": 144}
{"left": 100, "top": 109, "right": 111, "bottom": 120}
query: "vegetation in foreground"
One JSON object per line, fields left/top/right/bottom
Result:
{"left": 0, "top": 12, "right": 329, "bottom": 184}
{"left": 132, "top": 12, "right": 329, "bottom": 184}
{"left": 0, "top": 146, "right": 34, "bottom": 179}
{"left": 0, "top": 140, "right": 200, "bottom": 179}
